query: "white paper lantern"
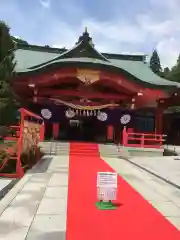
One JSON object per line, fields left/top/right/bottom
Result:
{"left": 120, "top": 114, "right": 131, "bottom": 124}
{"left": 41, "top": 109, "right": 52, "bottom": 119}
{"left": 97, "top": 112, "right": 108, "bottom": 121}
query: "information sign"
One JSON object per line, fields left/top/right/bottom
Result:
{"left": 97, "top": 172, "right": 117, "bottom": 201}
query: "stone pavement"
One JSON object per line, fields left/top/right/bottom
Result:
{"left": 164, "top": 145, "right": 180, "bottom": 155}
{"left": 102, "top": 155, "right": 180, "bottom": 230}
{"left": 128, "top": 156, "right": 180, "bottom": 188}
{"left": 0, "top": 178, "right": 19, "bottom": 201}
{"left": 0, "top": 179, "right": 12, "bottom": 192}
{"left": 0, "top": 155, "right": 69, "bottom": 240}
{"left": 0, "top": 142, "right": 180, "bottom": 239}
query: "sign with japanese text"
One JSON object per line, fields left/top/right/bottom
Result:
{"left": 97, "top": 172, "right": 117, "bottom": 201}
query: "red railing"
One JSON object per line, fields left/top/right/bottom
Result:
{"left": 0, "top": 108, "right": 45, "bottom": 178}
{"left": 122, "top": 127, "right": 165, "bottom": 149}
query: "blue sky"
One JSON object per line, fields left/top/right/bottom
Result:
{"left": 0, "top": 0, "right": 180, "bottom": 67}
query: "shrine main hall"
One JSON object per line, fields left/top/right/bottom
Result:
{"left": 13, "top": 29, "right": 180, "bottom": 144}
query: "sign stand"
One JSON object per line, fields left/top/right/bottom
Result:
{"left": 96, "top": 172, "right": 118, "bottom": 210}
{"left": 95, "top": 200, "right": 117, "bottom": 210}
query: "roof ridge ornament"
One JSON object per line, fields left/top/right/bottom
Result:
{"left": 76, "top": 27, "right": 94, "bottom": 46}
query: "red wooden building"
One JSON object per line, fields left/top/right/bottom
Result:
{"left": 13, "top": 29, "right": 180, "bottom": 144}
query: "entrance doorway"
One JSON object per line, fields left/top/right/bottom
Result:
{"left": 168, "top": 117, "right": 180, "bottom": 145}
{"left": 45, "top": 122, "right": 53, "bottom": 140}
{"left": 44, "top": 117, "right": 107, "bottom": 142}
{"left": 60, "top": 117, "right": 107, "bottom": 142}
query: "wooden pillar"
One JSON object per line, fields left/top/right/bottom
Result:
{"left": 155, "top": 108, "right": 163, "bottom": 134}
{"left": 53, "top": 123, "right": 59, "bottom": 140}
{"left": 40, "top": 123, "right": 45, "bottom": 141}
{"left": 122, "top": 126, "right": 127, "bottom": 146}
{"left": 107, "top": 125, "right": 114, "bottom": 141}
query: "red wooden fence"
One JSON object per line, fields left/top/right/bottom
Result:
{"left": 0, "top": 108, "right": 45, "bottom": 178}
{"left": 122, "top": 127, "right": 165, "bottom": 149}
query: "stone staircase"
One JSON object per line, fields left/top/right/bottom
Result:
{"left": 39, "top": 141, "right": 70, "bottom": 156}
{"left": 39, "top": 141, "right": 131, "bottom": 158}
{"left": 99, "top": 144, "right": 123, "bottom": 158}
{"left": 70, "top": 142, "right": 99, "bottom": 156}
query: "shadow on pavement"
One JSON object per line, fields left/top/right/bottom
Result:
{"left": 28, "top": 156, "right": 53, "bottom": 174}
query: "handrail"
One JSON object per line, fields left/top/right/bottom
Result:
{"left": 55, "top": 140, "right": 58, "bottom": 155}
{"left": 0, "top": 108, "right": 45, "bottom": 178}
{"left": 122, "top": 127, "right": 166, "bottom": 149}
{"left": 20, "top": 108, "right": 43, "bottom": 120}
{"left": 126, "top": 132, "right": 164, "bottom": 137}
{"left": 49, "top": 140, "right": 53, "bottom": 155}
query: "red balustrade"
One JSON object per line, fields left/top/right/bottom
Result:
{"left": 122, "top": 127, "right": 165, "bottom": 149}
{"left": 0, "top": 108, "right": 45, "bottom": 178}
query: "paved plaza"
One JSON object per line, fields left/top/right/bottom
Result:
{"left": 102, "top": 155, "right": 180, "bottom": 229}
{"left": 165, "top": 145, "right": 180, "bottom": 155}
{"left": 0, "top": 179, "right": 12, "bottom": 193}
{"left": 127, "top": 156, "right": 180, "bottom": 188}
{"left": 0, "top": 143, "right": 180, "bottom": 239}
{"left": 0, "top": 155, "right": 69, "bottom": 240}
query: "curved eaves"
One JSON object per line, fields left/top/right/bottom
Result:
{"left": 28, "top": 41, "right": 109, "bottom": 70}
{"left": 17, "top": 58, "right": 179, "bottom": 89}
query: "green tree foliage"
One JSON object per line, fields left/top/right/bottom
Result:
{"left": 168, "top": 54, "right": 180, "bottom": 82}
{"left": 150, "top": 49, "right": 162, "bottom": 75}
{"left": 11, "top": 36, "right": 28, "bottom": 45}
{"left": 162, "top": 67, "right": 170, "bottom": 78}
{"left": 0, "top": 21, "right": 18, "bottom": 125}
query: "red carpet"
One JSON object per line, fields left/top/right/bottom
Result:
{"left": 66, "top": 143, "right": 180, "bottom": 240}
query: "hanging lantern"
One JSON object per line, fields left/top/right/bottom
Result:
{"left": 83, "top": 110, "right": 86, "bottom": 116}
{"left": 90, "top": 110, "right": 93, "bottom": 116}
{"left": 93, "top": 110, "right": 96, "bottom": 116}
{"left": 97, "top": 110, "right": 101, "bottom": 116}
{"left": 87, "top": 110, "right": 89, "bottom": 116}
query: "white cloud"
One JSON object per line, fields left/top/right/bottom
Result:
{"left": 157, "top": 38, "right": 180, "bottom": 67}
{"left": 51, "top": 16, "right": 179, "bottom": 67}
{"left": 137, "top": 15, "right": 179, "bottom": 38}
{"left": 39, "top": 0, "right": 51, "bottom": 8}
{"left": 13, "top": 36, "right": 21, "bottom": 39}
{"left": 149, "top": 0, "right": 180, "bottom": 11}
{"left": 51, "top": 18, "right": 147, "bottom": 53}
{"left": 0, "top": 0, "right": 179, "bottom": 68}
{"left": 49, "top": 0, "right": 180, "bottom": 68}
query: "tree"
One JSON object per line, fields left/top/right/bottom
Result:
{"left": 150, "top": 49, "right": 162, "bottom": 75}
{"left": 162, "top": 67, "right": 170, "bottom": 77}
{"left": 168, "top": 54, "right": 180, "bottom": 82}
{"left": 11, "top": 36, "right": 28, "bottom": 45}
{"left": 0, "top": 21, "right": 18, "bottom": 126}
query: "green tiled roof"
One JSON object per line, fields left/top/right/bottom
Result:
{"left": 14, "top": 42, "right": 180, "bottom": 89}
{"left": 14, "top": 47, "right": 63, "bottom": 71}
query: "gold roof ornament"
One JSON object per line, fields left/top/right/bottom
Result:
{"left": 77, "top": 69, "right": 100, "bottom": 85}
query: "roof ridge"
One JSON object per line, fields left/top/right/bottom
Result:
{"left": 103, "top": 53, "right": 147, "bottom": 62}
{"left": 17, "top": 43, "right": 67, "bottom": 54}
{"left": 54, "top": 40, "right": 109, "bottom": 62}
{"left": 16, "top": 43, "right": 147, "bottom": 62}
